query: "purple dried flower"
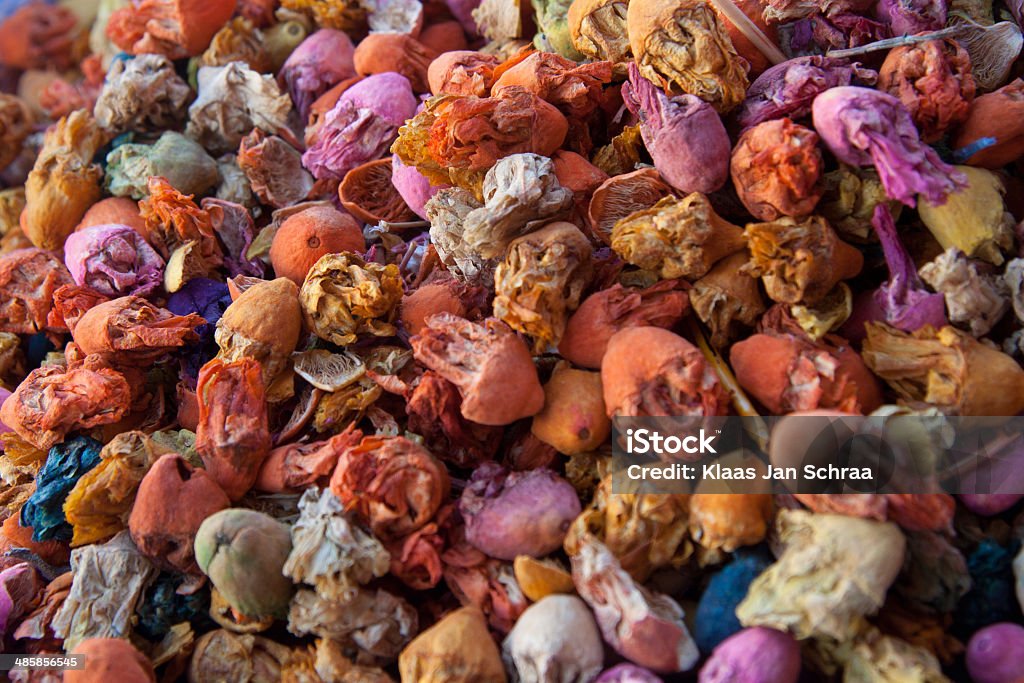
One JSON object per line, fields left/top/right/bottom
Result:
{"left": 595, "top": 664, "right": 665, "bottom": 683}
{"left": 967, "top": 623, "right": 1024, "bottom": 683}
{"left": 0, "top": 563, "right": 43, "bottom": 640}
{"left": 459, "top": 462, "right": 581, "bottom": 561}
{"left": 875, "top": 0, "right": 946, "bottom": 36}
{"left": 622, "top": 63, "right": 729, "bottom": 195}
{"left": 736, "top": 56, "right": 878, "bottom": 130}
{"left": 279, "top": 29, "right": 356, "bottom": 121}
{"left": 812, "top": 86, "right": 967, "bottom": 207}
{"left": 63, "top": 224, "right": 165, "bottom": 297}
{"left": 698, "top": 627, "right": 801, "bottom": 683}
{"left": 392, "top": 154, "right": 445, "bottom": 219}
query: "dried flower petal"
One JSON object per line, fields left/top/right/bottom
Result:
{"left": 919, "top": 248, "right": 1009, "bottom": 337}
{"left": 339, "top": 158, "right": 415, "bottom": 224}
{"left": 428, "top": 50, "right": 500, "bottom": 97}
{"left": 501, "top": 595, "right": 605, "bottom": 683}
{"left": 354, "top": 33, "right": 437, "bottom": 93}
{"left": 953, "top": 78, "right": 1024, "bottom": 169}
{"left": 406, "top": 371, "right": 502, "bottom": 468}
{"left": 0, "top": 248, "right": 74, "bottom": 335}
{"left": 300, "top": 252, "right": 403, "bottom": 345}
{"left": 72, "top": 296, "right": 202, "bottom": 363}
{"left": 106, "top": 0, "right": 237, "bottom": 58}
{"left": 0, "top": 3, "right": 78, "bottom": 70}
{"left": 237, "top": 129, "right": 314, "bottom": 209}
{"left": 94, "top": 54, "right": 192, "bottom": 134}
{"left": 698, "top": 627, "right": 801, "bottom": 683}
{"left": 587, "top": 169, "right": 673, "bottom": 246}
{"left": 492, "top": 51, "right": 613, "bottom": 120}
{"left": 731, "top": 118, "right": 823, "bottom": 221}
{"left": 0, "top": 95, "right": 33, "bottom": 171}
{"left": 288, "top": 587, "right": 417, "bottom": 659}
{"left": 568, "top": 0, "right": 632, "bottom": 65}
{"left": 280, "top": 29, "right": 356, "bottom": 120}
{"left": 398, "top": 606, "right": 506, "bottom": 682}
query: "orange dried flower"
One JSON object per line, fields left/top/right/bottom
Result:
{"left": 0, "top": 248, "right": 74, "bottom": 335}
{"left": 48, "top": 285, "right": 109, "bottom": 336}
{"left": 199, "top": 16, "right": 270, "bottom": 71}
{"left": 411, "top": 313, "right": 545, "bottom": 425}
{"left": 400, "top": 277, "right": 488, "bottom": 337}
{"left": 420, "top": 20, "right": 468, "bottom": 53}
{"left": 0, "top": 95, "right": 33, "bottom": 171}
{"left": 339, "top": 158, "right": 416, "bottom": 225}
{"left": 427, "top": 50, "right": 501, "bottom": 97}
{"left": 138, "top": 176, "right": 222, "bottom": 267}
{"left": 560, "top": 279, "right": 690, "bottom": 369}
{"left": 195, "top": 357, "right": 271, "bottom": 501}
{"left": 587, "top": 168, "right": 672, "bottom": 245}
{"left": 280, "top": 0, "right": 368, "bottom": 34}
{"left": 71, "top": 296, "right": 203, "bottom": 364}
{"left": 75, "top": 197, "right": 147, "bottom": 234}
{"left": 689, "top": 493, "right": 773, "bottom": 552}
{"left": 730, "top": 118, "right": 824, "bottom": 221}
{"left": 602, "top": 326, "right": 729, "bottom": 417}
{"left": 742, "top": 215, "right": 864, "bottom": 305}
{"left": 491, "top": 51, "right": 613, "bottom": 119}
{"left": 954, "top": 79, "right": 1024, "bottom": 169}
{"left": 269, "top": 206, "right": 366, "bottom": 285}
{"left": 405, "top": 371, "right": 502, "bottom": 468}
{"left": 0, "top": 3, "right": 78, "bottom": 70}
{"left": 106, "top": 0, "right": 238, "bottom": 59}
{"left": 354, "top": 33, "right": 438, "bottom": 93}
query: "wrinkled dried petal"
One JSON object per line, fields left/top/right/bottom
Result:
{"left": 406, "top": 371, "right": 501, "bottom": 468}
{"left": 568, "top": 0, "right": 632, "bottom": 64}
{"left": 94, "top": 54, "right": 192, "bottom": 134}
{"left": 587, "top": 169, "right": 673, "bottom": 246}
{"left": 237, "top": 129, "right": 314, "bottom": 209}
{"left": 280, "top": 29, "right": 356, "bottom": 120}
{"left": 398, "top": 605, "right": 506, "bottom": 682}
{"left": 106, "top": 0, "right": 237, "bottom": 58}
{"left": 492, "top": 51, "right": 612, "bottom": 120}
{"left": 731, "top": 119, "right": 823, "bottom": 221}
{"left": 72, "top": 296, "right": 202, "bottom": 363}
{"left": 288, "top": 587, "right": 417, "bottom": 659}
{"left": 339, "top": 158, "right": 415, "bottom": 224}
{"left": 0, "top": 248, "right": 74, "bottom": 335}
{"left": 428, "top": 50, "right": 500, "bottom": 96}
{"left": 919, "top": 248, "right": 1009, "bottom": 337}
{"left": 501, "top": 595, "right": 605, "bottom": 683}
{"left": 63, "top": 225, "right": 164, "bottom": 298}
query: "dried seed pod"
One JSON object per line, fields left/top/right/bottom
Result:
{"left": 731, "top": 119, "right": 823, "bottom": 221}
{"left": 0, "top": 248, "right": 74, "bottom": 335}
{"left": 689, "top": 494, "right": 772, "bottom": 553}
{"left": 612, "top": 194, "right": 746, "bottom": 280}
{"left": 571, "top": 535, "right": 700, "bottom": 673}
{"left": 339, "top": 158, "right": 416, "bottom": 224}
{"left": 354, "top": 33, "right": 437, "bottom": 93}
{"left": 492, "top": 51, "right": 613, "bottom": 119}
{"left": 742, "top": 215, "right": 863, "bottom": 305}
{"left": 560, "top": 280, "right": 690, "bottom": 368}
{"left": 302, "top": 72, "right": 417, "bottom": 181}
{"left": 811, "top": 86, "right": 967, "bottom": 207}
{"left": 627, "top": 0, "right": 749, "bottom": 113}
{"left": 411, "top": 313, "right": 544, "bottom": 425}
{"left": 0, "top": 359, "right": 131, "bottom": 451}
{"left": 564, "top": 475, "right": 692, "bottom": 581}
{"left": 105, "top": 132, "right": 219, "bottom": 200}
{"left": 460, "top": 463, "right": 581, "bottom": 560}
{"left": 186, "top": 62, "right": 293, "bottom": 155}
{"left": 877, "top": 39, "right": 975, "bottom": 144}
{"left": 128, "top": 453, "right": 230, "bottom": 574}
{"left": 300, "top": 252, "right": 404, "bottom": 346}
{"left": 398, "top": 606, "right": 507, "bottom": 682}
{"left": 502, "top": 595, "right": 605, "bottom": 683}
{"left": 568, "top": 0, "right": 632, "bottom": 65}
{"left": 270, "top": 206, "right": 366, "bottom": 285}
{"left": 0, "top": 95, "right": 33, "bottom": 171}
{"left": 93, "top": 54, "right": 192, "bottom": 134}
{"left": 919, "top": 248, "right": 1009, "bottom": 337}
{"left": 23, "top": 110, "right": 105, "bottom": 251}
{"left": 954, "top": 78, "right": 1024, "bottom": 169}
{"left": 622, "top": 64, "right": 730, "bottom": 195}
{"left": 698, "top": 627, "right": 801, "bottom": 683}
{"left": 736, "top": 55, "right": 878, "bottom": 131}
{"left": 602, "top": 326, "right": 730, "bottom": 417}
{"left": 862, "top": 323, "right": 1024, "bottom": 416}
{"left": 279, "top": 29, "right": 356, "bottom": 120}
{"left": 72, "top": 296, "right": 202, "bottom": 363}
{"left": 195, "top": 509, "right": 294, "bottom": 619}
{"left": 532, "top": 366, "right": 610, "bottom": 455}
{"left": 391, "top": 88, "right": 569, "bottom": 192}
{"left": 329, "top": 433, "right": 450, "bottom": 541}
{"left": 736, "top": 510, "right": 905, "bottom": 640}
{"left": 917, "top": 165, "right": 1013, "bottom": 266}
{"left": 0, "top": 3, "right": 78, "bottom": 70}
{"left": 494, "top": 221, "right": 593, "bottom": 351}
{"left": 195, "top": 357, "right": 271, "bottom": 501}
{"left": 587, "top": 169, "right": 673, "bottom": 246}
{"left": 237, "top": 129, "right": 314, "bottom": 209}
{"left": 428, "top": 50, "right": 501, "bottom": 96}
{"left": 107, "top": 0, "right": 237, "bottom": 58}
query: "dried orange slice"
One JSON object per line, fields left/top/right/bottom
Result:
{"left": 292, "top": 349, "right": 366, "bottom": 392}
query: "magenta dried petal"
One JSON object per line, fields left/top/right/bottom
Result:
{"left": 595, "top": 664, "right": 665, "bottom": 683}
{"left": 392, "top": 154, "right": 446, "bottom": 219}
{"left": 63, "top": 224, "right": 165, "bottom": 297}
{"left": 737, "top": 56, "right": 878, "bottom": 130}
{"left": 812, "top": 86, "right": 967, "bottom": 207}
{"left": 459, "top": 462, "right": 581, "bottom": 561}
{"left": 279, "top": 29, "right": 356, "bottom": 121}
{"left": 0, "top": 563, "right": 43, "bottom": 638}
{"left": 698, "top": 627, "right": 801, "bottom": 683}
{"left": 338, "top": 73, "right": 417, "bottom": 127}
{"left": 874, "top": 0, "right": 946, "bottom": 35}
{"left": 622, "top": 64, "right": 728, "bottom": 195}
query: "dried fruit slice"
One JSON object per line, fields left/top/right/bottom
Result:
{"left": 339, "top": 158, "right": 417, "bottom": 225}
{"left": 293, "top": 349, "right": 367, "bottom": 392}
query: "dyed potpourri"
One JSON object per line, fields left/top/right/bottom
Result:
{"left": 0, "top": 0, "right": 1023, "bottom": 679}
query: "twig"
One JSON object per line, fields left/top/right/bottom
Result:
{"left": 826, "top": 26, "right": 963, "bottom": 59}
{"left": 709, "top": 0, "right": 788, "bottom": 65}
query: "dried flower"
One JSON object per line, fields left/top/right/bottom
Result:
{"left": 270, "top": 206, "right": 365, "bottom": 285}
{"left": 187, "top": 629, "right": 317, "bottom": 683}
{"left": 568, "top": 0, "right": 632, "bottom": 65}
{"left": 195, "top": 357, "right": 271, "bottom": 500}
{"left": 0, "top": 95, "right": 33, "bottom": 171}
{"left": 18, "top": 436, "right": 102, "bottom": 543}
{"left": 731, "top": 118, "right": 823, "bottom": 221}
{"left": 425, "top": 188, "right": 495, "bottom": 286}
{"left": 877, "top": 39, "right": 974, "bottom": 144}
{"left": 391, "top": 88, "right": 569, "bottom": 192}
{"left": 0, "top": 359, "right": 131, "bottom": 451}
{"left": 689, "top": 494, "right": 772, "bottom": 552}
{"left": 919, "top": 248, "right": 1009, "bottom": 337}
{"left": 62, "top": 225, "right": 164, "bottom": 299}
{"left": 571, "top": 535, "right": 700, "bottom": 673}
{"left": 494, "top": 221, "right": 593, "bottom": 351}
{"left": 354, "top": 33, "right": 437, "bottom": 94}
{"left": 66, "top": 638, "right": 156, "bottom": 683}
{"left": 587, "top": 169, "right": 673, "bottom": 246}
{"left": 612, "top": 194, "right": 746, "bottom": 280}
{"left": 742, "top": 215, "right": 863, "bottom": 305}
{"left": 412, "top": 313, "right": 544, "bottom": 425}
{"left": 698, "top": 627, "right": 801, "bottom": 683}
{"left": 428, "top": 50, "right": 500, "bottom": 97}
{"left": 128, "top": 453, "right": 230, "bottom": 574}
{"left": 736, "top": 56, "right": 878, "bottom": 131}
{"left": 138, "top": 176, "right": 221, "bottom": 268}
{"left": 398, "top": 606, "right": 507, "bottom": 682}
{"left": 186, "top": 62, "right": 293, "bottom": 155}
{"left": 106, "top": 132, "right": 219, "bottom": 200}
{"left": 0, "top": 248, "right": 74, "bottom": 335}
{"left": 513, "top": 555, "right": 574, "bottom": 601}
{"left": 288, "top": 586, "right": 417, "bottom": 658}
{"left": 300, "top": 252, "right": 403, "bottom": 345}
{"left": 736, "top": 510, "right": 905, "bottom": 640}
{"left": 627, "top": 0, "right": 749, "bottom": 112}
{"left": 392, "top": 154, "right": 445, "bottom": 220}
{"left": 596, "top": 665, "right": 665, "bottom": 682}
{"left": 861, "top": 323, "right": 1024, "bottom": 416}
{"left": 23, "top": 110, "right": 105, "bottom": 251}
{"left": 602, "top": 326, "right": 729, "bottom": 417}
{"left": 339, "top": 158, "right": 415, "bottom": 225}
{"left": 493, "top": 51, "right": 612, "bottom": 120}
{"left": 690, "top": 252, "right": 765, "bottom": 348}
{"left": 51, "top": 531, "right": 157, "bottom": 652}
{"left": 954, "top": 79, "right": 1024, "bottom": 169}
{"left": 532, "top": 366, "right": 610, "bottom": 454}
{"left": 917, "top": 165, "right": 1013, "bottom": 266}
{"left": 106, "top": 0, "right": 237, "bottom": 58}
{"left": 280, "top": 0, "right": 367, "bottom": 33}
{"left": 966, "top": 623, "right": 1024, "bottom": 683}
{"left": 0, "top": 3, "right": 78, "bottom": 70}
{"left": 280, "top": 29, "right": 356, "bottom": 120}
{"left": 811, "top": 86, "right": 967, "bottom": 208}
{"left": 195, "top": 508, "right": 294, "bottom": 619}
{"left": 875, "top": 0, "right": 946, "bottom": 34}
{"left": 236, "top": 129, "right": 313, "bottom": 209}
{"left": 302, "top": 72, "right": 417, "bottom": 181}
{"left": 93, "top": 54, "right": 192, "bottom": 134}
{"left": 502, "top": 595, "right": 605, "bottom": 683}
{"left": 199, "top": 16, "right": 270, "bottom": 71}
{"left": 72, "top": 296, "right": 202, "bottom": 363}
{"left": 622, "top": 64, "right": 730, "bottom": 195}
